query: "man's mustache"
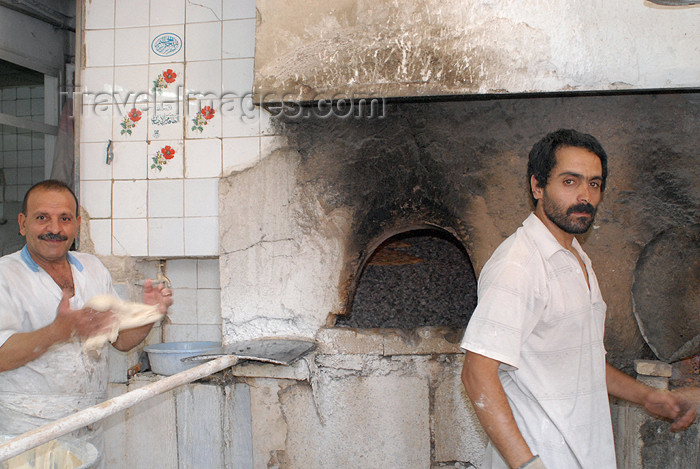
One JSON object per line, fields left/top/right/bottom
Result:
{"left": 567, "top": 203, "right": 595, "bottom": 215}
{"left": 38, "top": 232, "right": 68, "bottom": 241}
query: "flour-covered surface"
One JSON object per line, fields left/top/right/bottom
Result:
{"left": 254, "top": 0, "right": 700, "bottom": 102}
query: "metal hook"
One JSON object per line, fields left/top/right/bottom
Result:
{"left": 106, "top": 140, "right": 114, "bottom": 165}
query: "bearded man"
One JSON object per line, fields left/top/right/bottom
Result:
{"left": 460, "top": 129, "right": 696, "bottom": 469}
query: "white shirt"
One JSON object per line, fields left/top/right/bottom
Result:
{"left": 461, "top": 213, "right": 616, "bottom": 469}
{"left": 0, "top": 246, "right": 116, "bottom": 434}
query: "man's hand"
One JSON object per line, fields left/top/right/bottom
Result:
{"left": 643, "top": 388, "right": 697, "bottom": 432}
{"left": 0, "top": 290, "right": 116, "bottom": 372}
{"left": 55, "top": 289, "right": 115, "bottom": 340}
{"left": 607, "top": 363, "right": 697, "bottom": 432}
{"left": 112, "top": 279, "right": 173, "bottom": 352}
{"left": 142, "top": 279, "right": 173, "bottom": 315}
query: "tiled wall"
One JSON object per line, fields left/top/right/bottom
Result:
{"left": 161, "top": 258, "right": 222, "bottom": 342}
{"left": 80, "top": 0, "right": 269, "bottom": 258}
{"left": 0, "top": 86, "right": 46, "bottom": 203}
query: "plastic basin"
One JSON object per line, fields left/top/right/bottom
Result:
{"left": 143, "top": 341, "right": 221, "bottom": 376}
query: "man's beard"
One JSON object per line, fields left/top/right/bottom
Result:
{"left": 542, "top": 194, "right": 597, "bottom": 235}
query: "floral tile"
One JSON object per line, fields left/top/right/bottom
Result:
{"left": 185, "top": 99, "right": 220, "bottom": 138}
{"left": 148, "top": 140, "right": 183, "bottom": 179}
{"left": 112, "top": 104, "right": 148, "bottom": 141}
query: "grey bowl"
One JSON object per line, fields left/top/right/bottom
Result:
{"left": 143, "top": 341, "right": 221, "bottom": 376}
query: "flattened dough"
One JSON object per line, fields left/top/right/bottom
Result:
{"left": 82, "top": 295, "right": 165, "bottom": 352}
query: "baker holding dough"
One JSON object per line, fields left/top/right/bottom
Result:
{"left": 0, "top": 180, "right": 173, "bottom": 466}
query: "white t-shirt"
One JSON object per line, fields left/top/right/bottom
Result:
{"left": 0, "top": 246, "right": 116, "bottom": 434}
{"left": 461, "top": 213, "right": 616, "bottom": 469}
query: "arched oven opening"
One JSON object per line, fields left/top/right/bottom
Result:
{"left": 336, "top": 227, "right": 477, "bottom": 330}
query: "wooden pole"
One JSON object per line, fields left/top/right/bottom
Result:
{"left": 0, "top": 355, "right": 239, "bottom": 462}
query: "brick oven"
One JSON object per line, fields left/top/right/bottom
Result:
{"left": 215, "top": 1, "right": 699, "bottom": 467}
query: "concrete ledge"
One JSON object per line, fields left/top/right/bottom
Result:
{"left": 316, "top": 327, "right": 463, "bottom": 355}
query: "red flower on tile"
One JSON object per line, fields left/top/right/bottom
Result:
{"left": 161, "top": 145, "right": 175, "bottom": 159}
{"left": 128, "top": 108, "right": 142, "bottom": 122}
{"left": 163, "top": 69, "right": 177, "bottom": 83}
{"left": 201, "top": 106, "right": 215, "bottom": 120}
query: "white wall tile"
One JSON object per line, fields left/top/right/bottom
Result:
{"left": 223, "top": 0, "right": 255, "bottom": 20}
{"left": 222, "top": 137, "right": 259, "bottom": 174}
{"left": 149, "top": 26, "right": 185, "bottom": 64}
{"left": 112, "top": 218, "right": 148, "bottom": 256}
{"left": 186, "top": 0, "right": 222, "bottom": 23}
{"left": 185, "top": 21, "right": 222, "bottom": 62}
{"left": 115, "top": 0, "right": 150, "bottom": 28}
{"left": 197, "top": 289, "right": 221, "bottom": 324}
{"left": 114, "top": 65, "right": 150, "bottom": 104}
{"left": 164, "top": 324, "right": 198, "bottom": 342}
{"left": 112, "top": 180, "right": 147, "bottom": 218}
{"left": 81, "top": 67, "right": 114, "bottom": 104}
{"left": 165, "top": 259, "right": 197, "bottom": 288}
{"left": 222, "top": 20, "right": 255, "bottom": 59}
{"left": 221, "top": 58, "right": 254, "bottom": 95}
{"left": 114, "top": 27, "right": 150, "bottom": 65}
{"left": 85, "top": 30, "right": 115, "bottom": 67}
{"left": 151, "top": 0, "right": 185, "bottom": 26}
{"left": 148, "top": 217, "right": 184, "bottom": 256}
{"left": 148, "top": 179, "right": 184, "bottom": 218}
{"left": 196, "top": 325, "right": 222, "bottom": 342}
{"left": 112, "top": 141, "right": 147, "bottom": 179}
{"left": 184, "top": 139, "right": 221, "bottom": 178}
{"left": 185, "top": 60, "right": 221, "bottom": 96}
{"left": 89, "top": 218, "right": 112, "bottom": 255}
{"left": 80, "top": 142, "right": 113, "bottom": 180}
{"left": 184, "top": 217, "right": 218, "bottom": 256}
{"left": 197, "top": 259, "right": 220, "bottom": 288}
{"left": 84, "top": 0, "right": 115, "bottom": 30}
{"left": 184, "top": 178, "right": 218, "bottom": 216}
{"left": 81, "top": 104, "right": 114, "bottom": 143}
{"left": 148, "top": 141, "right": 183, "bottom": 178}
{"left": 167, "top": 287, "right": 196, "bottom": 324}
{"left": 80, "top": 180, "right": 112, "bottom": 218}
{"left": 221, "top": 95, "right": 258, "bottom": 137}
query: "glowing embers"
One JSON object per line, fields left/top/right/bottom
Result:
{"left": 338, "top": 229, "right": 476, "bottom": 329}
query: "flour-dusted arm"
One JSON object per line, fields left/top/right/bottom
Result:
{"left": 0, "top": 289, "right": 114, "bottom": 372}
{"left": 461, "top": 351, "right": 540, "bottom": 469}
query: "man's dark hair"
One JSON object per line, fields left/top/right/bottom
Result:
{"left": 21, "top": 180, "right": 79, "bottom": 216}
{"left": 527, "top": 128, "right": 608, "bottom": 205}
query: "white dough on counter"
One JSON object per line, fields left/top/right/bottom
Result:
{"left": 81, "top": 295, "right": 165, "bottom": 353}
